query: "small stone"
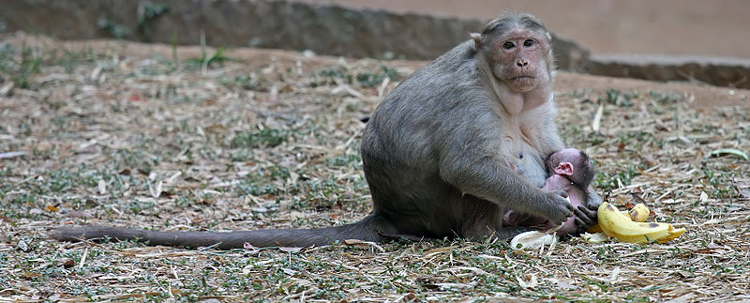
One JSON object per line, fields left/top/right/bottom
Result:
{"left": 61, "top": 258, "right": 75, "bottom": 268}
{"left": 16, "top": 240, "right": 30, "bottom": 252}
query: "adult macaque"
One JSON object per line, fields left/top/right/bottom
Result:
{"left": 53, "top": 13, "right": 601, "bottom": 249}
{"left": 504, "top": 148, "right": 597, "bottom": 235}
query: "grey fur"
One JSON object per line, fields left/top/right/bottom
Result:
{"left": 52, "top": 13, "right": 601, "bottom": 248}
{"left": 362, "top": 22, "right": 570, "bottom": 240}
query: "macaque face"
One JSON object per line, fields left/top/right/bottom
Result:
{"left": 487, "top": 29, "right": 551, "bottom": 93}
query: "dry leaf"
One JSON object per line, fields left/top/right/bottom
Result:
{"left": 343, "top": 239, "right": 385, "bottom": 252}
{"left": 0, "top": 82, "right": 13, "bottom": 96}
{"left": 278, "top": 247, "right": 303, "bottom": 253}
{"left": 709, "top": 148, "right": 748, "bottom": 160}
{"left": 0, "top": 151, "right": 26, "bottom": 159}
{"left": 149, "top": 181, "right": 163, "bottom": 198}
{"left": 44, "top": 205, "right": 59, "bottom": 212}
{"left": 556, "top": 281, "right": 577, "bottom": 290}
{"left": 98, "top": 179, "right": 107, "bottom": 195}
{"left": 67, "top": 210, "right": 92, "bottom": 218}
{"left": 517, "top": 274, "right": 538, "bottom": 289}
{"left": 591, "top": 102, "right": 604, "bottom": 132}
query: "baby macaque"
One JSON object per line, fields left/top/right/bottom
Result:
{"left": 504, "top": 148, "right": 595, "bottom": 235}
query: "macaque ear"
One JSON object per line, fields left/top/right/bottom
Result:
{"left": 470, "top": 33, "right": 481, "bottom": 50}
{"left": 554, "top": 162, "right": 574, "bottom": 176}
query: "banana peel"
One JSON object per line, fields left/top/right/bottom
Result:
{"left": 510, "top": 231, "right": 555, "bottom": 251}
{"left": 581, "top": 232, "right": 609, "bottom": 243}
{"left": 594, "top": 202, "right": 685, "bottom": 244}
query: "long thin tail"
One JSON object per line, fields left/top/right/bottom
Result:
{"left": 51, "top": 214, "right": 395, "bottom": 249}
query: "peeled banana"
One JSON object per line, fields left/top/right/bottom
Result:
{"left": 627, "top": 203, "right": 650, "bottom": 222}
{"left": 587, "top": 202, "right": 649, "bottom": 233}
{"left": 596, "top": 202, "right": 685, "bottom": 244}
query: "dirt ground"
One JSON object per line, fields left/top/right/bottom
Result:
{"left": 105, "top": 38, "right": 750, "bottom": 109}
{"left": 1, "top": 35, "right": 749, "bottom": 302}
{"left": 293, "top": 0, "right": 750, "bottom": 59}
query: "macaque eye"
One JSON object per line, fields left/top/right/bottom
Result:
{"left": 502, "top": 41, "right": 515, "bottom": 49}
{"left": 523, "top": 39, "right": 535, "bottom": 47}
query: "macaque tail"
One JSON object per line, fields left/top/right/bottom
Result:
{"left": 52, "top": 214, "right": 392, "bottom": 249}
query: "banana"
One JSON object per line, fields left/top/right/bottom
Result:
{"left": 628, "top": 203, "right": 650, "bottom": 222}
{"left": 596, "top": 202, "right": 685, "bottom": 244}
{"left": 587, "top": 223, "right": 603, "bottom": 233}
{"left": 587, "top": 203, "right": 649, "bottom": 233}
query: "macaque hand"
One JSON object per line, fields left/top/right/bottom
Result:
{"left": 573, "top": 203, "right": 599, "bottom": 233}
{"left": 540, "top": 190, "right": 574, "bottom": 226}
{"left": 586, "top": 189, "right": 603, "bottom": 209}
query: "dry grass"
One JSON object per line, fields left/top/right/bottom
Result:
{"left": 1, "top": 33, "right": 748, "bottom": 302}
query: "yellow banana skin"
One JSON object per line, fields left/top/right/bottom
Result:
{"left": 596, "top": 202, "right": 685, "bottom": 244}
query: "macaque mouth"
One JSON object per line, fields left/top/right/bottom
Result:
{"left": 508, "top": 76, "right": 537, "bottom": 90}
{"left": 510, "top": 76, "right": 535, "bottom": 81}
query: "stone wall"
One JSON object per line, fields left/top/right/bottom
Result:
{"left": 0, "top": 0, "right": 588, "bottom": 69}
{"left": 1, "top": 0, "right": 747, "bottom": 87}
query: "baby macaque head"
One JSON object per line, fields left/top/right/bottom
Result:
{"left": 547, "top": 148, "right": 595, "bottom": 191}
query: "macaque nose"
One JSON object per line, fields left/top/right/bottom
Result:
{"left": 516, "top": 59, "right": 529, "bottom": 67}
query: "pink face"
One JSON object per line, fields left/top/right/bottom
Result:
{"left": 489, "top": 29, "right": 550, "bottom": 93}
